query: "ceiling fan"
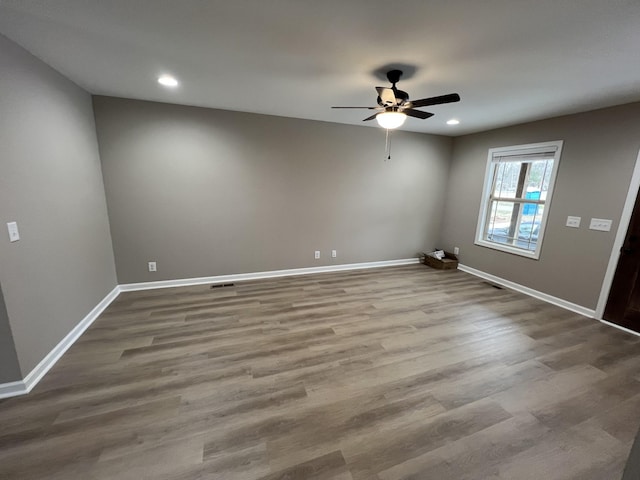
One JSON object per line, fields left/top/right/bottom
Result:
{"left": 332, "top": 69, "right": 460, "bottom": 129}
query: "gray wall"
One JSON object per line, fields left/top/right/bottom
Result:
{"left": 439, "top": 102, "right": 640, "bottom": 309}
{"left": 0, "top": 284, "right": 21, "bottom": 383}
{"left": 93, "top": 96, "right": 453, "bottom": 284}
{"left": 0, "top": 34, "right": 117, "bottom": 376}
{"left": 4, "top": 27, "right": 638, "bottom": 385}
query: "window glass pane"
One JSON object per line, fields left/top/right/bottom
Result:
{"left": 484, "top": 201, "right": 543, "bottom": 252}
{"left": 486, "top": 200, "right": 498, "bottom": 232}
{"left": 526, "top": 160, "right": 553, "bottom": 201}
{"left": 492, "top": 163, "right": 505, "bottom": 197}
{"left": 488, "top": 159, "right": 547, "bottom": 252}
{"left": 524, "top": 204, "right": 545, "bottom": 251}
{"left": 492, "top": 162, "right": 521, "bottom": 198}
{"left": 485, "top": 200, "right": 517, "bottom": 245}
{"left": 516, "top": 204, "right": 543, "bottom": 251}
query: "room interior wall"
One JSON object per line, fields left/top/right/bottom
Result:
{"left": 439, "top": 102, "right": 640, "bottom": 310}
{"left": 3, "top": 24, "right": 640, "bottom": 389}
{"left": 93, "top": 96, "right": 453, "bottom": 284}
{"left": 0, "top": 34, "right": 118, "bottom": 376}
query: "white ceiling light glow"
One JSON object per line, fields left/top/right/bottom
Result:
{"left": 376, "top": 112, "right": 407, "bottom": 129}
{"left": 446, "top": 118, "right": 460, "bottom": 125}
{"left": 158, "top": 74, "right": 179, "bottom": 87}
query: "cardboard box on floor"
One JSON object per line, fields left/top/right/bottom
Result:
{"left": 420, "top": 250, "right": 459, "bottom": 270}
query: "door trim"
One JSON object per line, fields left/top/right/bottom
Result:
{"left": 596, "top": 148, "right": 640, "bottom": 319}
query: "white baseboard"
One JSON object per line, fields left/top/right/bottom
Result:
{"left": 1, "top": 258, "right": 420, "bottom": 399}
{"left": 4, "top": 258, "right": 636, "bottom": 401}
{"left": 0, "top": 285, "right": 121, "bottom": 400}
{"left": 598, "top": 319, "right": 640, "bottom": 337}
{"left": 0, "top": 380, "right": 27, "bottom": 400}
{"left": 119, "top": 258, "right": 420, "bottom": 292}
{"left": 461, "top": 263, "right": 639, "bottom": 338}
{"left": 458, "top": 264, "right": 596, "bottom": 318}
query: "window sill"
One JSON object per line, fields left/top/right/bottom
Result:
{"left": 474, "top": 239, "right": 541, "bottom": 260}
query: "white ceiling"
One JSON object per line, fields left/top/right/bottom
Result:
{"left": 1, "top": 0, "right": 640, "bottom": 136}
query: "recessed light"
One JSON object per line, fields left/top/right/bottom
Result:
{"left": 158, "top": 75, "right": 179, "bottom": 87}
{"left": 446, "top": 119, "right": 460, "bottom": 125}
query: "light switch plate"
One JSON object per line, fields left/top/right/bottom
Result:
{"left": 589, "top": 218, "right": 612, "bottom": 232}
{"left": 566, "top": 216, "right": 581, "bottom": 228}
{"left": 7, "top": 222, "right": 20, "bottom": 242}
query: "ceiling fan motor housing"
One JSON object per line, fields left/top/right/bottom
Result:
{"left": 377, "top": 89, "right": 409, "bottom": 107}
{"left": 379, "top": 70, "right": 409, "bottom": 106}
{"left": 394, "top": 89, "right": 409, "bottom": 104}
{"left": 386, "top": 69, "right": 403, "bottom": 84}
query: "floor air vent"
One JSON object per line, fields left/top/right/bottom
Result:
{"left": 211, "top": 283, "right": 235, "bottom": 289}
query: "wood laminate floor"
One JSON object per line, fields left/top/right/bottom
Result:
{"left": 2, "top": 265, "right": 640, "bottom": 480}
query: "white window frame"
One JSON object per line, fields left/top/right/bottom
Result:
{"left": 474, "top": 140, "right": 563, "bottom": 260}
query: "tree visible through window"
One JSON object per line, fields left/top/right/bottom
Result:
{"left": 475, "top": 141, "right": 563, "bottom": 259}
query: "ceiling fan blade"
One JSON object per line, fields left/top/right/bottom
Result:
{"left": 376, "top": 87, "right": 397, "bottom": 106}
{"left": 362, "top": 113, "right": 379, "bottom": 121}
{"left": 331, "top": 106, "right": 379, "bottom": 109}
{"left": 409, "top": 93, "right": 460, "bottom": 108}
{"left": 402, "top": 109, "right": 434, "bottom": 120}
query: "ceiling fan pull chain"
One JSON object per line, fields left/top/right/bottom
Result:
{"left": 385, "top": 128, "right": 392, "bottom": 161}
{"left": 385, "top": 128, "right": 389, "bottom": 160}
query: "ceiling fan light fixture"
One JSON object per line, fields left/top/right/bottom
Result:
{"left": 446, "top": 118, "right": 460, "bottom": 125}
{"left": 376, "top": 111, "right": 407, "bottom": 129}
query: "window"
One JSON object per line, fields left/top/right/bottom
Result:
{"left": 475, "top": 141, "right": 563, "bottom": 259}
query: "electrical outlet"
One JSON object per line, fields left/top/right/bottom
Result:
{"left": 148, "top": 261, "right": 157, "bottom": 272}
{"left": 566, "top": 216, "right": 581, "bottom": 228}
{"left": 331, "top": 250, "right": 337, "bottom": 258}
{"left": 589, "top": 218, "right": 612, "bottom": 232}
{"left": 453, "top": 247, "right": 460, "bottom": 255}
{"left": 314, "top": 251, "right": 320, "bottom": 259}
{"left": 7, "top": 222, "right": 20, "bottom": 242}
